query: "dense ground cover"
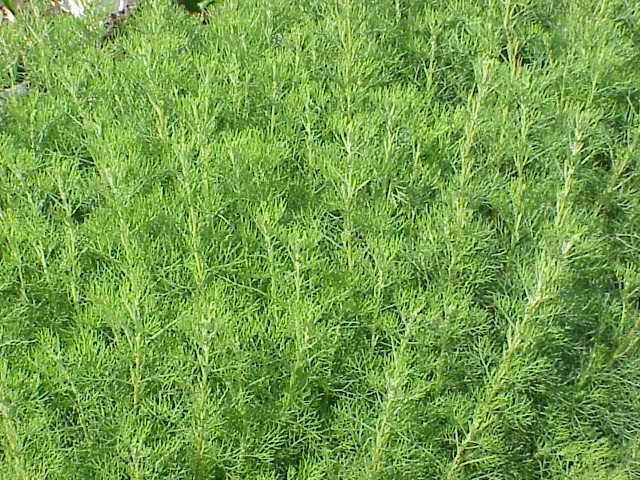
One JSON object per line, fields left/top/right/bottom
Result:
{"left": 1, "top": 1, "right": 639, "bottom": 478}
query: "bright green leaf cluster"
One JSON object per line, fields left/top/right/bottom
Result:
{"left": 1, "top": 1, "right": 639, "bottom": 479}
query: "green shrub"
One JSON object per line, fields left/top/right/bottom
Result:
{"left": 1, "top": 1, "right": 639, "bottom": 478}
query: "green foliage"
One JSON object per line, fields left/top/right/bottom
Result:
{"left": 176, "top": 0, "right": 216, "bottom": 14}
{"left": 1, "top": 0, "right": 639, "bottom": 478}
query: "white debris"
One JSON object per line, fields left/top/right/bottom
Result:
{"left": 2, "top": 5, "right": 16, "bottom": 23}
{"left": 50, "top": 0, "right": 134, "bottom": 18}
{"left": 54, "top": 0, "right": 86, "bottom": 17}
{"left": 0, "top": 82, "right": 28, "bottom": 100}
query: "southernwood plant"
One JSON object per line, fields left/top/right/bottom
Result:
{"left": 1, "top": 1, "right": 639, "bottom": 479}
